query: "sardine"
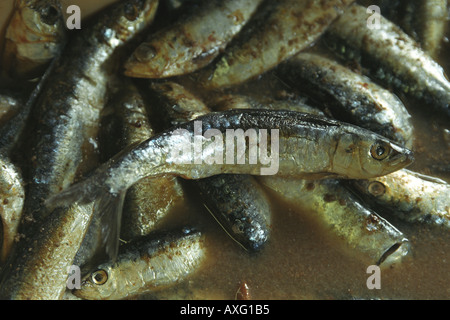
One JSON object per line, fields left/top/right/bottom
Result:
{"left": 150, "top": 82, "right": 272, "bottom": 252}
{"left": 351, "top": 169, "right": 450, "bottom": 227}
{"left": 73, "top": 228, "right": 206, "bottom": 300}
{"left": 277, "top": 52, "right": 414, "bottom": 148}
{"left": 21, "top": 0, "right": 159, "bottom": 229}
{"left": 258, "top": 177, "right": 410, "bottom": 266}
{"left": 198, "top": 0, "right": 356, "bottom": 89}
{"left": 46, "top": 109, "right": 414, "bottom": 259}
{"left": 1, "top": 0, "right": 66, "bottom": 80}
{"left": 323, "top": 3, "right": 450, "bottom": 119}
{"left": 124, "top": 0, "right": 263, "bottom": 78}
{"left": 47, "top": 109, "right": 415, "bottom": 205}
{"left": 0, "top": 0, "right": 160, "bottom": 300}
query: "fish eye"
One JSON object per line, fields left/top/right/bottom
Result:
{"left": 370, "top": 141, "right": 391, "bottom": 160}
{"left": 91, "top": 269, "right": 108, "bottom": 285}
{"left": 367, "top": 181, "right": 386, "bottom": 197}
{"left": 124, "top": 4, "right": 140, "bottom": 21}
{"left": 40, "top": 6, "right": 60, "bottom": 26}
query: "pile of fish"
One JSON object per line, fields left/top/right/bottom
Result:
{"left": 0, "top": 0, "right": 448, "bottom": 300}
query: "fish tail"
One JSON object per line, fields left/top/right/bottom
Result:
{"left": 95, "top": 190, "right": 126, "bottom": 262}
{"left": 44, "top": 173, "right": 126, "bottom": 262}
{"left": 44, "top": 176, "right": 104, "bottom": 211}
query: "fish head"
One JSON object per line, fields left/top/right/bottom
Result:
{"left": 21, "top": 0, "right": 66, "bottom": 39}
{"left": 73, "top": 266, "right": 116, "bottom": 300}
{"left": 102, "top": 0, "right": 159, "bottom": 47}
{"left": 3, "top": 0, "right": 66, "bottom": 78}
{"left": 332, "top": 127, "right": 414, "bottom": 179}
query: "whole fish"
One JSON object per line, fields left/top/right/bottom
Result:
{"left": 277, "top": 52, "right": 414, "bottom": 148}
{"left": 73, "top": 228, "right": 206, "bottom": 300}
{"left": 45, "top": 109, "right": 414, "bottom": 259}
{"left": 258, "top": 176, "right": 410, "bottom": 266}
{"left": 47, "top": 109, "right": 414, "bottom": 206}
{"left": 0, "top": 0, "right": 160, "bottom": 300}
{"left": 351, "top": 169, "right": 450, "bottom": 227}
{"left": 21, "top": 0, "right": 159, "bottom": 229}
{"left": 323, "top": 3, "right": 450, "bottom": 119}
{"left": 150, "top": 81, "right": 272, "bottom": 252}
{"left": 124, "top": 0, "right": 263, "bottom": 78}
{"left": 198, "top": 0, "right": 355, "bottom": 89}
{"left": 1, "top": 0, "right": 66, "bottom": 80}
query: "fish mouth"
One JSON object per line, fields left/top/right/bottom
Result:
{"left": 377, "top": 238, "right": 410, "bottom": 267}
{"left": 388, "top": 144, "right": 414, "bottom": 168}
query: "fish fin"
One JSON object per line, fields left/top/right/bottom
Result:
{"left": 97, "top": 190, "right": 126, "bottom": 263}
{"left": 44, "top": 171, "right": 126, "bottom": 262}
{"left": 44, "top": 172, "right": 108, "bottom": 211}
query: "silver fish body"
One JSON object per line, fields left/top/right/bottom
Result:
{"left": 73, "top": 228, "right": 206, "bottom": 300}
{"left": 258, "top": 176, "right": 410, "bottom": 266}
{"left": 47, "top": 109, "right": 415, "bottom": 211}
{"left": 125, "top": 0, "right": 263, "bottom": 78}
{"left": 1, "top": 0, "right": 67, "bottom": 80}
{"left": 277, "top": 52, "right": 414, "bottom": 148}
{"left": 199, "top": 0, "right": 356, "bottom": 89}
{"left": 351, "top": 169, "right": 450, "bottom": 227}
{"left": 324, "top": 3, "right": 450, "bottom": 119}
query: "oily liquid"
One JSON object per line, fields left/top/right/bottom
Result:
{"left": 1, "top": 0, "right": 450, "bottom": 300}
